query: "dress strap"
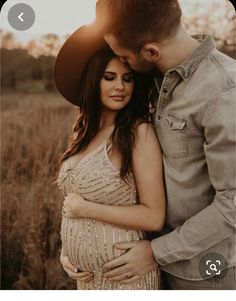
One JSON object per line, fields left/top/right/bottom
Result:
{"left": 105, "top": 131, "right": 114, "bottom": 153}
{"left": 106, "top": 141, "right": 112, "bottom": 152}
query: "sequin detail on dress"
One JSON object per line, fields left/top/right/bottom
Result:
{"left": 57, "top": 141, "right": 159, "bottom": 289}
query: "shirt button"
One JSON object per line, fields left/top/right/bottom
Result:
{"left": 157, "top": 114, "right": 161, "bottom": 120}
{"left": 170, "top": 122, "right": 173, "bottom": 127}
{"left": 163, "top": 88, "right": 168, "bottom": 94}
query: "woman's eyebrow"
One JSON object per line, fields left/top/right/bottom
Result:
{"left": 104, "top": 71, "right": 133, "bottom": 75}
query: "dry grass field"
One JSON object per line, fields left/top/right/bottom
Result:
{"left": 1, "top": 92, "right": 78, "bottom": 289}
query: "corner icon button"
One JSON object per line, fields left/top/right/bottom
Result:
{"left": 7, "top": 3, "right": 35, "bottom": 31}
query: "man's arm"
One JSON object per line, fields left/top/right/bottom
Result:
{"left": 151, "top": 87, "right": 236, "bottom": 265}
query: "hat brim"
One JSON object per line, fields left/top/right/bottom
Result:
{"left": 54, "top": 23, "right": 107, "bottom": 105}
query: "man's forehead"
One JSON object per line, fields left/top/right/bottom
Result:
{"left": 104, "top": 35, "right": 130, "bottom": 56}
{"left": 104, "top": 34, "right": 118, "bottom": 46}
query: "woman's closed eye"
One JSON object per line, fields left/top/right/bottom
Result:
{"left": 103, "top": 74, "right": 115, "bottom": 81}
{"left": 122, "top": 74, "right": 133, "bottom": 83}
{"left": 103, "top": 73, "right": 134, "bottom": 83}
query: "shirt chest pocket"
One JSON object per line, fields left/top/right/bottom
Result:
{"left": 157, "top": 113, "right": 188, "bottom": 158}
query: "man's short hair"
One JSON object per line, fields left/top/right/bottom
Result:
{"left": 96, "top": 0, "right": 182, "bottom": 52}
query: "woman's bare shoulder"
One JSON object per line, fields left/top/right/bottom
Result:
{"left": 133, "top": 120, "right": 161, "bottom": 157}
{"left": 135, "top": 121, "right": 157, "bottom": 141}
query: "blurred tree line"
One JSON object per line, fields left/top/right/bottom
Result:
{"left": 1, "top": 32, "right": 63, "bottom": 92}
{"left": 1, "top": 47, "right": 55, "bottom": 92}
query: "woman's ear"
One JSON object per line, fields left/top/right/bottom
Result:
{"left": 141, "top": 43, "right": 160, "bottom": 62}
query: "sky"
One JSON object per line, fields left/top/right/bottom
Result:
{"left": 0, "top": 0, "right": 97, "bottom": 43}
{"left": 0, "top": 0, "right": 235, "bottom": 44}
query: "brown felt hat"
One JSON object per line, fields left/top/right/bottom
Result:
{"left": 54, "top": 22, "right": 107, "bottom": 106}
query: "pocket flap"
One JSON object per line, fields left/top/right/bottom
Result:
{"left": 165, "top": 114, "right": 187, "bottom": 130}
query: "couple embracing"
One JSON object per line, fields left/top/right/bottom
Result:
{"left": 54, "top": 0, "right": 236, "bottom": 290}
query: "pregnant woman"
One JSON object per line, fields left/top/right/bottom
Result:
{"left": 54, "top": 25, "right": 166, "bottom": 290}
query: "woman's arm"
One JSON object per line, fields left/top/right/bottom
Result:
{"left": 64, "top": 123, "right": 166, "bottom": 231}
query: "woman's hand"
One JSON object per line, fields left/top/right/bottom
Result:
{"left": 62, "top": 193, "right": 88, "bottom": 219}
{"left": 60, "top": 249, "right": 93, "bottom": 282}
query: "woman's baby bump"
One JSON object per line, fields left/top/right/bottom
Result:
{"left": 61, "top": 217, "right": 145, "bottom": 272}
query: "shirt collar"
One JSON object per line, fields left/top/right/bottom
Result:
{"left": 169, "top": 34, "right": 216, "bottom": 81}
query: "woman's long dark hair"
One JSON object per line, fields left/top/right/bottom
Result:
{"left": 56, "top": 47, "right": 153, "bottom": 182}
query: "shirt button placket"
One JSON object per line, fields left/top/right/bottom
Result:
{"left": 157, "top": 85, "right": 169, "bottom": 120}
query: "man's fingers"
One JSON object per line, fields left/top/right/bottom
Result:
{"left": 104, "top": 265, "right": 129, "bottom": 279}
{"left": 114, "top": 241, "right": 136, "bottom": 250}
{"left": 103, "top": 254, "right": 127, "bottom": 271}
{"left": 120, "top": 275, "right": 140, "bottom": 284}
{"left": 105, "top": 270, "right": 138, "bottom": 283}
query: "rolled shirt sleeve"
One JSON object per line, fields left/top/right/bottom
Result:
{"left": 151, "top": 86, "right": 236, "bottom": 266}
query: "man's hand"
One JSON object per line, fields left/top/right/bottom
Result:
{"left": 60, "top": 249, "right": 93, "bottom": 282}
{"left": 103, "top": 240, "right": 158, "bottom": 284}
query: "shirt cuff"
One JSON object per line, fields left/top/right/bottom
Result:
{"left": 151, "top": 231, "right": 184, "bottom": 266}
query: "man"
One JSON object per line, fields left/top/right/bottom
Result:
{"left": 61, "top": 0, "right": 236, "bottom": 289}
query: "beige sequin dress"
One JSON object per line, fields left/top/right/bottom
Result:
{"left": 57, "top": 140, "right": 159, "bottom": 290}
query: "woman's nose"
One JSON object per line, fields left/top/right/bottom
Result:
{"left": 114, "top": 78, "right": 125, "bottom": 90}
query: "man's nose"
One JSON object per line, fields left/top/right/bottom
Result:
{"left": 119, "top": 57, "right": 128, "bottom": 64}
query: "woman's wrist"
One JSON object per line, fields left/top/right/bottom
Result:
{"left": 77, "top": 197, "right": 91, "bottom": 218}
{"left": 81, "top": 199, "right": 98, "bottom": 219}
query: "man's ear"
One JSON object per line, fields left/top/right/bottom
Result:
{"left": 141, "top": 43, "right": 160, "bottom": 62}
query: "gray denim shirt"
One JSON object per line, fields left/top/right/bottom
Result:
{"left": 150, "top": 34, "right": 236, "bottom": 280}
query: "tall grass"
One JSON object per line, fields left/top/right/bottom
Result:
{"left": 1, "top": 92, "right": 77, "bottom": 289}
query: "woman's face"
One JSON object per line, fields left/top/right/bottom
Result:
{"left": 100, "top": 57, "right": 135, "bottom": 111}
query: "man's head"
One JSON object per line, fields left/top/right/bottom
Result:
{"left": 103, "top": 34, "right": 155, "bottom": 72}
{"left": 96, "top": 0, "right": 182, "bottom": 71}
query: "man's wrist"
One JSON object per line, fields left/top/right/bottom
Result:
{"left": 150, "top": 239, "right": 166, "bottom": 266}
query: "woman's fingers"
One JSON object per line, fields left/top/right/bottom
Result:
{"left": 64, "top": 266, "right": 94, "bottom": 282}
{"left": 60, "top": 255, "right": 78, "bottom": 273}
{"left": 60, "top": 256, "right": 93, "bottom": 281}
{"left": 63, "top": 266, "right": 93, "bottom": 281}
{"left": 60, "top": 252, "right": 93, "bottom": 282}
{"left": 79, "top": 274, "right": 94, "bottom": 283}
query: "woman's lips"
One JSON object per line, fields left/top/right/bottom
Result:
{"left": 110, "top": 95, "right": 126, "bottom": 101}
